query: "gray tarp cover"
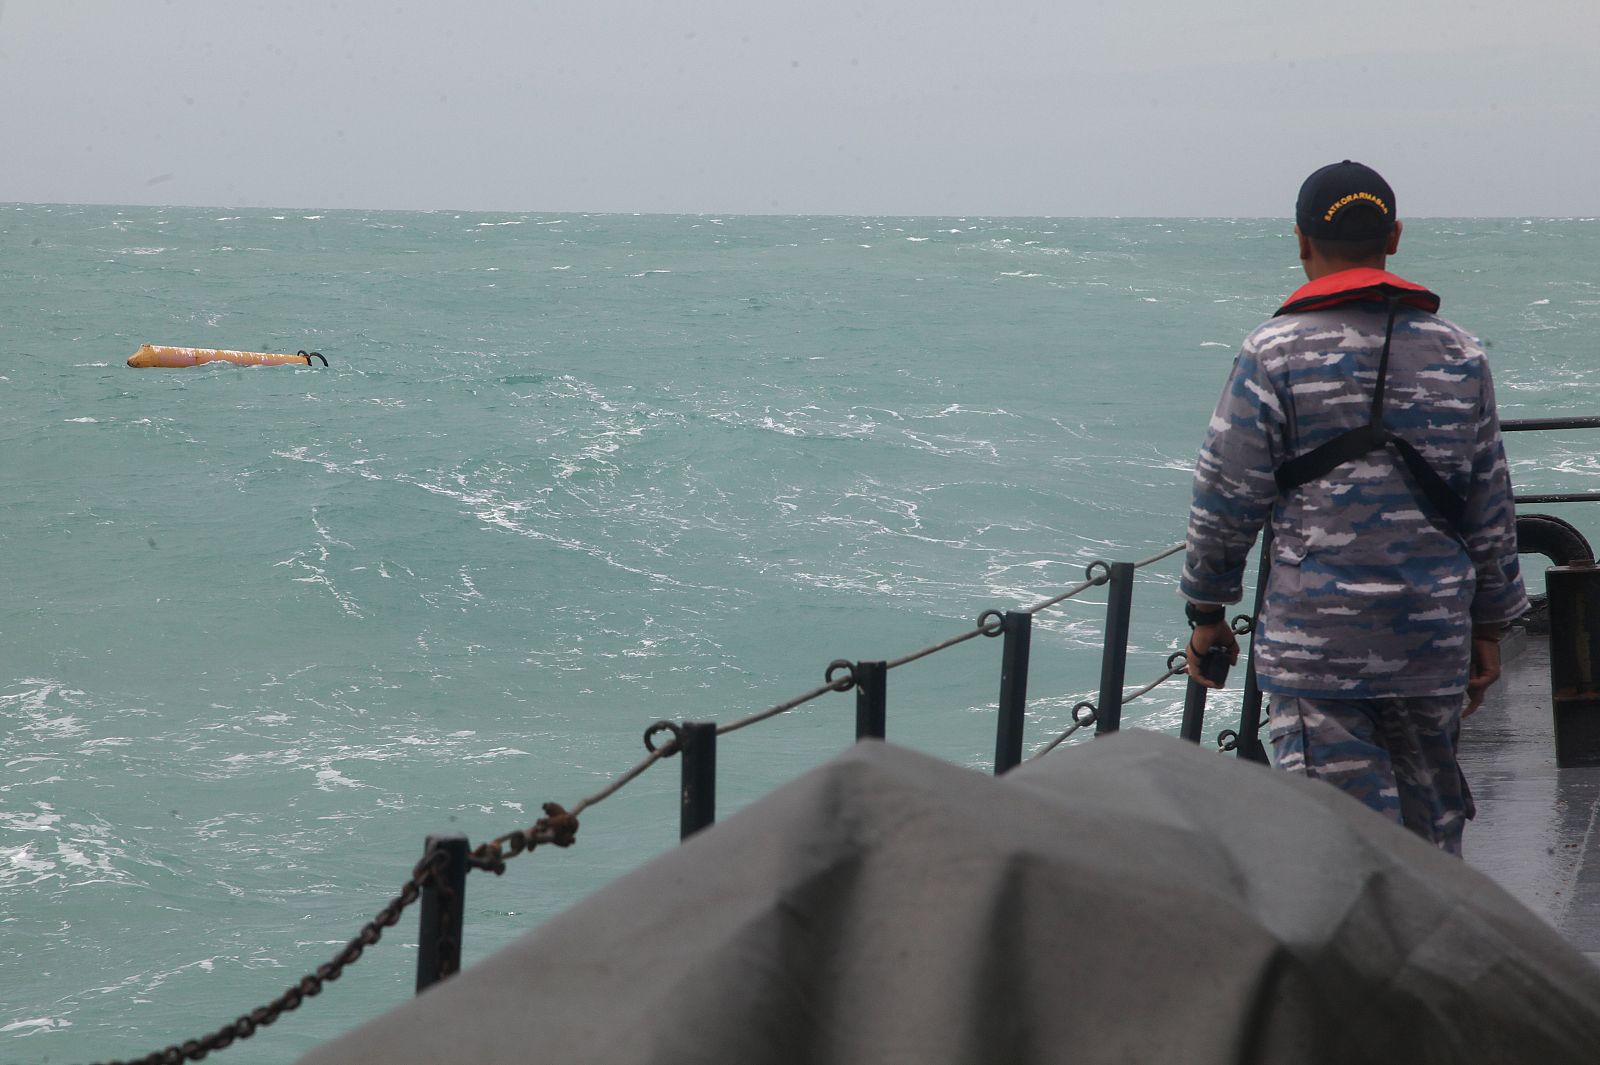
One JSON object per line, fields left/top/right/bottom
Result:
{"left": 300, "top": 730, "right": 1600, "bottom": 1065}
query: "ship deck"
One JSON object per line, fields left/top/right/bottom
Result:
{"left": 1460, "top": 630, "right": 1600, "bottom": 965}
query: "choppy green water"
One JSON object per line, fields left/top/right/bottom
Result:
{"left": 3, "top": 206, "right": 1598, "bottom": 1063}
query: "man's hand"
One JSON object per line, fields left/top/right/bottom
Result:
{"left": 1185, "top": 618, "right": 1239, "bottom": 689}
{"left": 1466, "top": 629, "right": 1505, "bottom": 717}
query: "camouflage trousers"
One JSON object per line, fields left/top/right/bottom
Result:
{"left": 1267, "top": 694, "right": 1473, "bottom": 856}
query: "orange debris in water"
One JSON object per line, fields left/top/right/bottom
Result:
{"left": 127, "top": 344, "right": 324, "bottom": 368}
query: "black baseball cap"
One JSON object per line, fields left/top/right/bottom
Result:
{"left": 1295, "top": 160, "right": 1396, "bottom": 241}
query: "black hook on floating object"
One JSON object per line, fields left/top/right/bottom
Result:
{"left": 297, "top": 350, "right": 329, "bottom": 367}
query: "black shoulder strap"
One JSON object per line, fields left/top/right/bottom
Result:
{"left": 1389, "top": 436, "right": 1470, "bottom": 530}
{"left": 1272, "top": 297, "right": 1469, "bottom": 534}
{"left": 1272, "top": 424, "right": 1383, "bottom": 493}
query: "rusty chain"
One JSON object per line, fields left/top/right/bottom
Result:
{"left": 97, "top": 804, "right": 584, "bottom": 1065}
{"left": 96, "top": 847, "right": 450, "bottom": 1065}
{"left": 465, "top": 803, "right": 580, "bottom": 876}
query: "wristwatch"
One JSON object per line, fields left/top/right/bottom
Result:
{"left": 1185, "top": 601, "right": 1226, "bottom": 627}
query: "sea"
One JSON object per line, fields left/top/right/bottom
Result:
{"left": 3, "top": 205, "right": 1598, "bottom": 1064}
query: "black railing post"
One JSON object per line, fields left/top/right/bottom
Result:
{"left": 1095, "top": 562, "right": 1136, "bottom": 734}
{"left": 679, "top": 721, "right": 718, "bottom": 840}
{"left": 1179, "top": 677, "right": 1208, "bottom": 743}
{"left": 994, "top": 611, "right": 1032, "bottom": 774}
{"left": 855, "top": 661, "right": 887, "bottom": 741}
{"left": 415, "top": 833, "right": 469, "bottom": 995}
{"left": 1548, "top": 561, "right": 1600, "bottom": 767}
{"left": 1234, "top": 536, "right": 1273, "bottom": 763}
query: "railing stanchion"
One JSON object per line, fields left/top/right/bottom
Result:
{"left": 1095, "top": 562, "right": 1136, "bottom": 734}
{"left": 855, "top": 661, "right": 887, "bottom": 740}
{"left": 415, "top": 833, "right": 469, "bottom": 995}
{"left": 994, "top": 611, "right": 1031, "bottom": 774}
{"left": 679, "top": 721, "right": 718, "bottom": 840}
{"left": 1234, "top": 535, "right": 1273, "bottom": 763}
{"left": 1179, "top": 677, "right": 1208, "bottom": 743}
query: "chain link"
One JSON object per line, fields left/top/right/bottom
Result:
{"left": 100, "top": 803, "right": 583, "bottom": 1065}
{"left": 466, "top": 803, "right": 580, "bottom": 876}
{"left": 95, "top": 849, "right": 449, "bottom": 1065}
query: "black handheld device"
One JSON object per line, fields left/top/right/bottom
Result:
{"left": 1200, "top": 644, "right": 1232, "bottom": 687}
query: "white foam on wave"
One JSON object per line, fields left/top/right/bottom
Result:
{"left": 64, "top": 417, "right": 98, "bottom": 423}
{"left": 463, "top": 747, "right": 529, "bottom": 762}
{"left": 1, "top": 1018, "right": 72, "bottom": 1034}
{"left": 314, "top": 767, "right": 361, "bottom": 790}
{"left": 0, "top": 804, "right": 62, "bottom": 833}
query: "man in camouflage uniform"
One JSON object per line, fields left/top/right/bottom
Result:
{"left": 1180, "top": 161, "right": 1528, "bottom": 856}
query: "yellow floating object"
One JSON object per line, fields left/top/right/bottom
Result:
{"left": 127, "top": 344, "right": 327, "bottom": 368}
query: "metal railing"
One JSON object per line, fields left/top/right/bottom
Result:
{"left": 98, "top": 535, "right": 1254, "bottom": 1065}
{"left": 1504, "top": 416, "right": 1600, "bottom": 506}
{"left": 96, "top": 415, "right": 1600, "bottom": 1065}
{"left": 412, "top": 537, "right": 1273, "bottom": 982}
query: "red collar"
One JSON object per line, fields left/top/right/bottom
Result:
{"left": 1275, "top": 268, "right": 1441, "bottom": 317}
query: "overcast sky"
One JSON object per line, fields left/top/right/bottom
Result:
{"left": 1, "top": 0, "right": 1595, "bottom": 216}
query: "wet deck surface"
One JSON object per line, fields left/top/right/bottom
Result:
{"left": 1460, "top": 630, "right": 1600, "bottom": 965}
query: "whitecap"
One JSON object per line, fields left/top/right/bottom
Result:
{"left": 314, "top": 767, "right": 361, "bottom": 790}
{"left": 64, "top": 417, "right": 98, "bottom": 423}
{"left": 1, "top": 1018, "right": 71, "bottom": 1034}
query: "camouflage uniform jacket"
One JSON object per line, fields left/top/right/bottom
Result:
{"left": 1180, "top": 269, "right": 1529, "bottom": 699}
